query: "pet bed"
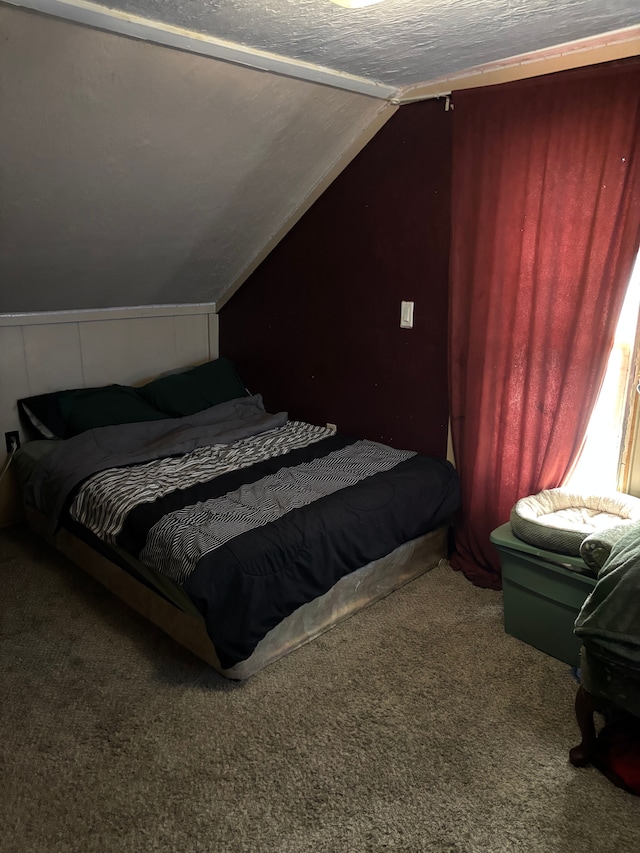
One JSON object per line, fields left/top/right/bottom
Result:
{"left": 15, "top": 358, "right": 460, "bottom": 678}
{"left": 510, "top": 488, "right": 640, "bottom": 556}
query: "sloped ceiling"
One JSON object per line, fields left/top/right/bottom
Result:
{"left": 1, "top": 0, "right": 639, "bottom": 314}
{"left": 0, "top": 3, "right": 389, "bottom": 313}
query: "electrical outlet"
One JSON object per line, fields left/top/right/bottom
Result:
{"left": 5, "top": 431, "right": 19, "bottom": 454}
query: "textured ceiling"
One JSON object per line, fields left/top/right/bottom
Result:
{"left": 16, "top": 0, "right": 640, "bottom": 91}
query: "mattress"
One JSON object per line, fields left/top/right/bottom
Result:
{"left": 16, "top": 394, "right": 460, "bottom": 677}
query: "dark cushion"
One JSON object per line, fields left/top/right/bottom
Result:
{"left": 19, "top": 386, "right": 167, "bottom": 439}
{"left": 19, "top": 393, "right": 68, "bottom": 440}
{"left": 18, "top": 358, "right": 248, "bottom": 439}
{"left": 59, "top": 386, "right": 169, "bottom": 435}
{"left": 136, "top": 357, "right": 248, "bottom": 417}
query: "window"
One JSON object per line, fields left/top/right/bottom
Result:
{"left": 566, "top": 251, "right": 640, "bottom": 494}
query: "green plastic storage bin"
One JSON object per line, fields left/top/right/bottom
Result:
{"left": 490, "top": 522, "right": 596, "bottom": 666}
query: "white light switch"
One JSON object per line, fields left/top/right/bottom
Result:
{"left": 400, "top": 301, "right": 414, "bottom": 329}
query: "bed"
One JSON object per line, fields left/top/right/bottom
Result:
{"left": 14, "top": 358, "right": 461, "bottom": 678}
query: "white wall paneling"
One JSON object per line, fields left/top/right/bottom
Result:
{"left": 207, "top": 313, "right": 220, "bottom": 361}
{"left": 0, "top": 326, "right": 31, "bottom": 436}
{"left": 23, "top": 323, "right": 84, "bottom": 394}
{"left": 76, "top": 315, "right": 211, "bottom": 388}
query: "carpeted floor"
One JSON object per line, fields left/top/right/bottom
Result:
{"left": 1, "top": 523, "right": 638, "bottom": 853}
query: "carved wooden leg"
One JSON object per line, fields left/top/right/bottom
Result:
{"left": 569, "top": 685, "right": 607, "bottom": 766}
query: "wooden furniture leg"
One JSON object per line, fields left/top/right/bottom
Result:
{"left": 569, "top": 685, "right": 609, "bottom": 766}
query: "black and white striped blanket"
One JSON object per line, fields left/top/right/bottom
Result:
{"left": 71, "top": 421, "right": 418, "bottom": 584}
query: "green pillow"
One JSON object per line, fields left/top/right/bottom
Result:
{"left": 137, "top": 358, "right": 248, "bottom": 417}
{"left": 18, "top": 358, "right": 248, "bottom": 440}
{"left": 59, "top": 386, "right": 168, "bottom": 436}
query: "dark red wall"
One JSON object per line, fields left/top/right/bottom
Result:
{"left": 219, "top": 99, "right": 452, "bottom": 457}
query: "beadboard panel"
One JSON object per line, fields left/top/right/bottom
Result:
{"left": 0, "top": 326, "right": 31, "bottom": 436}
{"left": 77, "top": 316, "right": 208, "bottom": 388}
{"left": 0, "top": 309, "right": 217, "bottom": 526}
{"left": 23, "top": 323, "right": 84, "bottom": 394}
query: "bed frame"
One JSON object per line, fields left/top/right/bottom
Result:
{"left": 26, "top": 506, "right": 449, "bottom": 679}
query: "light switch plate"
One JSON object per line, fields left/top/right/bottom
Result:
{"left": 400, "top": 301, "right": 414, "bottom": 329}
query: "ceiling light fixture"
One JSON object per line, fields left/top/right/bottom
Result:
{"left": 330, "top": 0, "right": 386, "bottom": 8}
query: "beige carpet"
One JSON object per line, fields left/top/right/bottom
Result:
{"left": 1, "top": 523, "right": 638, "bottom": 853}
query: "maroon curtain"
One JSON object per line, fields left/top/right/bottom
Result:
{"left": 449, "top": 60, "right": 640, "bottom": 589}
